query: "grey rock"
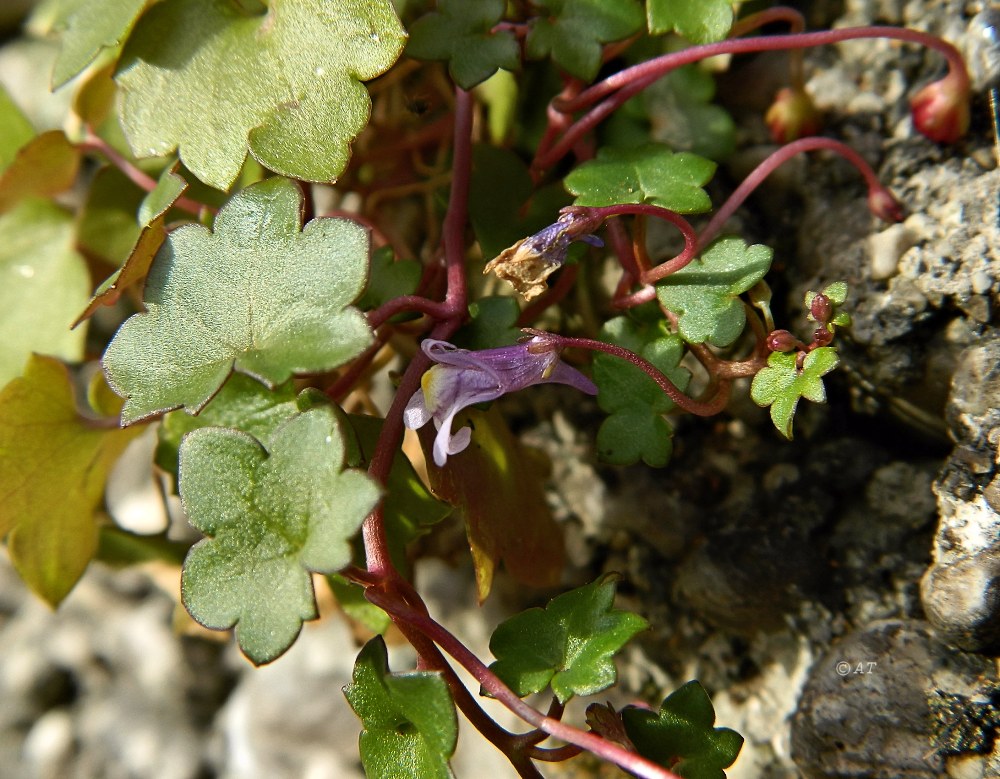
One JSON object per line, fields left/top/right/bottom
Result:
{"left": 791, "top": 620, "right": 999, "bottom": 778}
{"left": 922, "top": 337, "right": 1000, "bottom": 652}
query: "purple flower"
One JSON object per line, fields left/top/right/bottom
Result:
{"left": 403, "top": 335, "right": 598, "bottom": 466}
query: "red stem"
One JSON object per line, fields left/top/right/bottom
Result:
{"left": 366, "top": 590, "right": 683, "bottom": 779}
{"left": 360, "top": 87, "right": 475, "bottom": 577}
{"left": 557, "top": 335, "right": 731, "bottom": 416}
{"left": 537, "top": 26, "right": 968, "bottom": 171}
{"left": 697, "top": 136, "right": 897, "bottom": 250}
{"left": 79, "top": 132, "right": 213, "bottom": 219}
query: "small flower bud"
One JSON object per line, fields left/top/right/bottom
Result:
{"left": 767, "top": 329, "right": 800, "bottom": 352}
{"left": 809, "top": 293, "right": 833, "bottom": 324}
{"left": 765, "top": 87, "right": 823, "bottom": 144}
{"left": 910, "top": 73, "right": 971, "bottom": 144}
{"left": 867, "top": 187, "right": 906, "bottom": 223}
{"left": 812, "top": 327, "right": 834, "bottom": 347}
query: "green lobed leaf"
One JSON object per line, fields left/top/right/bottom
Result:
{"left": 179, "top": 403, "right": 381, "bottom": 665}
{"left": 406, "top": 0, "right": 519, "bottom": 90}
{"left": 488, "top": 576, "right": 648, "bottom": 703}
{"left": 115, "top": 0, "right": 406, "bottom": 189}
{"left": 155, "top": 373, "right": 300, "bottom": 475}
{"left": 656, "top": 237, "right": 773, "bottom": 347}
{"left": 750, "top": 347, "right": 839, "bottom": 439}
{"left": 565, "top": 144, "right": 716, "bottom": 213}
{"left": 76, "top": 166, "right": 145, "bottom": 266}
{"left": 646, "top": 0, "right": 735, "bottom": 44}
{"left": 345, "top": 636, "right": 457, "bottom": 779}
{"left": 0, "top": 199, "right": 90, "bottom": 386}
{"left": 102, "top": 177, "right": 373, "bottom": 424}
{"left": 622, "top": 681, "right": 744, "bottom": 779}
{"left": 593, "top": 316, "right": 690, "bottom": 467}
{"left": 525, "top": 0, "right": 645, "bottom": 81}
{"left": 37, "top": 0, "right": 148, "bottom": 88}
{"left": 643, "top": 65, "right": 736, "bottom": 160}
{"left": 0, "top": 356, "right": 142, "bottom": 605}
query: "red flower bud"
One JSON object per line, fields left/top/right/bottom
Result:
{"left": 909, "top": 74, "right": 971, "bottom": 144}
{"left": 809, "top": 293, "right": 832, "bottom": 324}
{"left": 867, "top": 187, "right": 905, "bottom": 223}
{"left": 767, "top": 329, "right": 800, "bottom": 352}
{"left": 765, "top": 87, "right": 823, "bottom": 144}
{"left": 812, "top": 327, "right": 834, "bottom": 347}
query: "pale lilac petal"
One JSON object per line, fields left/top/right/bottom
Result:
{"left": 403, "top": 390, "right": 431, "bottom": 430}
{"left": 432, "top": 407, "right": 473, "bottom": 466}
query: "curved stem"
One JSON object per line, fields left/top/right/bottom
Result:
{"left": 367, "top": 295, "right": 449, "bottom": 329}
{"left": 568, "top": 204, "right": 698, "bottom": 283}
{"left": 556, "top": 335, "right": 731, "bottom": 416}
{"left": 538, "top": 26, "right": 968, "bottom": 171}
{"left": 697, "top": 136, "right": 898, "bottom": 250}
{"left": 366, "top": 591, "right": 683, "bottom": 779}
{"left": 79, "top": 132, "right": 214, "bottom": 219}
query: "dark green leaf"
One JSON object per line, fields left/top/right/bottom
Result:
{"left": 526, "top": 0, "right": 644, "bottom": 81}
{"left": 643, "top": 66, "right": 736, "bottom": 160}
{"left": 565, "top": 144, "right": 716, "bottom": 213}
{"left": 750, "top": 347, "right": 839, "bottom": 439}
{"left": 622, "top": 681, "right": 744, "bottom": 779}
{"left": 326, "top": 574, "right": 391, "bottom": 635}
{"left": 358, "top": 246, "right": 422, "bottom": 315}
{"left": 656, "top": 237, "right": 773, "bottom": 347}
{"left": 155, "top": 373, "right": 300, "bottom": 475}
{"left": 453, "top": 296, "right": 522, "bottom": 350}
{"left": 488, "top": 576, "right": 648, "bottom": 703}
{"left": 102, "top": 177, "right": 373, "bottom": 424}
{"left": 116, "top": 0, "right": 407, "bottom": 189}
{"left": 593, "top": 316, "right": 690, "bottom": 467}
{"left": 406, "top": 0, "right": 519, "bottom": 89}
{"left": 180, "top": 403, "right": 381, "bottom": 664}
{"left": 75, "top": 166, "right": 190, "bottom": 326}
{"left": 96, "top": 526, "right": 189, "bottom": 568}
{"left": 646, "top": 0, "right": 735, "bottom": 43}
{"left": 345, "top": 636, "right": 457, "bottom": 779}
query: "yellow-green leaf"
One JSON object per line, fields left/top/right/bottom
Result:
{"left": 0, "top": 356, "right": 141, "bottom": 605}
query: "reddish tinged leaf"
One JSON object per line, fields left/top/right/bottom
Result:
{"left": 586, "top": 702, "right": 637, "bottom": 751}
{"left": 0, "top": 131, "right": 80, "bottom": 214}
{"left": 421, "top": 405, "right": 564, "bottom": 602}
